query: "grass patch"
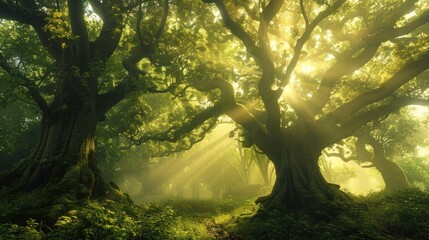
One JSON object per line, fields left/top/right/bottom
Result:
{"left": 1, "top": 190, "right": 429, "bottom": 239}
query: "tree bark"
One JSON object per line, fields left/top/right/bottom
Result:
{"left": 373, "top": 158, "right": 410, "bottom": 191}
{"left": 0, "top": 80, "right": 124, "bottom": 206}
{"left": 256, "top": 126, "right": 350, "bottom": 213}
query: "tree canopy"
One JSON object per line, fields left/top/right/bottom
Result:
{"left": 0, "top": 0, "right": 429, "bottom": 216}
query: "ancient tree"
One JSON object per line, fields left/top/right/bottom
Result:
{"left": 187, "top": 0, "right": 429, "bottom": 210}
{"left": 1, "top": 0, "right": 429, "bottom": 215}
{"left": 0, "top": 0, "right": 172, "bottom": 204}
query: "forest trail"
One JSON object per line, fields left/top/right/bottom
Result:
{"left": 204, "top": 218, "right": 233, "bottom": 240}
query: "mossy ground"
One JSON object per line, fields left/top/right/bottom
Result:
{"left": 1, "top": 189, "right": 428, "bottom": 239}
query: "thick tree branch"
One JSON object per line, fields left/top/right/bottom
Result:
{"left": 132, "top": 104, "right": 222, "bottom": 144}
{"left": 306, "top": 42, "right": 381, "bottom": 117}
{"left": 257, "top": 0, "right": 285, "bottom": 135}
{"left": 0, "top": 53, "right": 50, "bottom": 113}
{"left": 261, "top": 0, "right": 285, "bottom": 23}
{"left": 91, "top": 0, "right": 124, "bottom": 61}
{"left": 322, "top": 135, "right": 381, "bottom": 167}
{"left": 351, "top": 8, "right": 429, "bottom": 52}
{"left": 96, "top": 47, "right": 152, "bottom": 119}
{"left": 68, "top": 0, "right": 90, "bottom": 66}
{"left": 333, "top": 0, "right": 418, "bottom": 44}
{"left": 277, "top": 0, "right": 346, "bottom": 96}
{"left": 202, "top": 79, "right": 279, "bottom": 161}
{"left": 136, "top": 0, "right": 168, "bottom": 48}
{"left": 207, "top": 0, "right": 259, "bottom": 56}
{"left": 361, "top": 0, "right": 419, "bottom": 39}
{"left": 328, "top": 96, "right": 429, "bottom": 143}
{"left": 326, "top": 51, "right": 429, "bottom": 124}
{"left": 299, "top": 0, "right": 309, "bottom": 27}
{"left": 96, "top": 1, "right": 169, "bottom": 118}
{"left": 304, "top": 3, "right": 429, "bottom": 117}
{"left": 205, "top": 0, "right": 282, "bottom": 135}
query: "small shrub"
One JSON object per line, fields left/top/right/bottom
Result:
{"left": 0, "top": 219, "right": 43, "bottom": 240}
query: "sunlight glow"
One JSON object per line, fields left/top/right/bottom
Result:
{"left": 86, "top": 4, "right": 102, "bottom": 21}
{"left": 211, "top": 8, "right": 222, "bottom": 22}
{"left": 416, "top": 146, "right": 428, "bottom": 157}
{"left": 270, "top": 40, "right": 278, "bottom": 51}
{"left": 324, "top": 54, "right": 335, "bottom": 61}
{"left": 321, "top": 153, "right": 384, "bottom": 195}
{"left": 325, "top": 30, "right": 333, "bottom": 42}
{"left": 409, "top": 105, "right": 429, "bottom": 118}
{"left": 299, "top": 63, "right": 315, "bottom": 74}
{"left": 232, "top": 82, "right": 244, "bottom": 95}
{"left": 403, "top": 10, "right": 417, "bottom": 20}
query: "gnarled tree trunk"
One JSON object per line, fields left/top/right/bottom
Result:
{"left": 0, "top": 81, "right": 124, "bottom": 206}
{"left": 356, "top": 135, "right": 410, "bottom": 191}
{"left": 256, "top": 127, "right": 349, "bottom": 213}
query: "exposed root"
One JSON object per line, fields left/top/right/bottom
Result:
{"left": 255, "top": 183, "right": 354, "bottom": 218}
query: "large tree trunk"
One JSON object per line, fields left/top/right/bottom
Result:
{"left": 256, "top": 128, "right": 350, "bottom": 213}
{"left": 0, "top": 85, "right": 124, "bottom": 210}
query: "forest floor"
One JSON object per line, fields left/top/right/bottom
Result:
{"left": 1, "top": 189, "right": 429, "bottom": 239}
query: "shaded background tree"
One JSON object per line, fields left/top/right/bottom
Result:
{"left": 324, "top": 106, "right": 428, "bottom": 191}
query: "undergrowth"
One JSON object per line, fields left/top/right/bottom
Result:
{"left": 225, "top": 189, "right": 429, "bottom": 240}
{"left": 0, "top": 189, "right": 428, "bottom": 239}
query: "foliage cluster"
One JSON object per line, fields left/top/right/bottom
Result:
{"left": 1, "top": 190, "right": 429, "bottom": 239}
{"left": 0, "top": 196, "right": 247, "bottom": 239}
{"left": 401, "top": 155, "right": 429, "bottom": 190}
{"left": 0, "top": 199, "right": 175, "bottom": 239}
{"left": 225, "top": 189, "right": 429, "bottom": 240}
{"left": 0, "top": 219, "right": 41, "bottom": 240}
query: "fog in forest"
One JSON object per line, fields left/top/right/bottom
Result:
{"left": 2, "top": 0, "right": 429, "bottom": 238}
{"left": 110, "top": 105, "right": 429, "bottom": 202}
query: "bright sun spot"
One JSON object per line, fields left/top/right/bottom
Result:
{"left": 416, "top": 146, "right": 428, "bottom": 157}
{"left": 404, "top": 10, "right": 417, "bottom": 20}
{"left": 300, "top": 63, "right": 315, "bottom": 74}
{"left": 409, "top": 105, "right": 429, "bottom": 118}
{"left": 325, "top": 54, "right": 335, "bottom": 61}
{"left": 232, "top": 82, "right": 243, "bottom": 95}
{"left": 270, "top": 40, "right": 278, "bottom": 51}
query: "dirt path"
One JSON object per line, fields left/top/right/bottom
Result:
{"left": 203, "top": 218, "right": 235, "bottom": 239}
